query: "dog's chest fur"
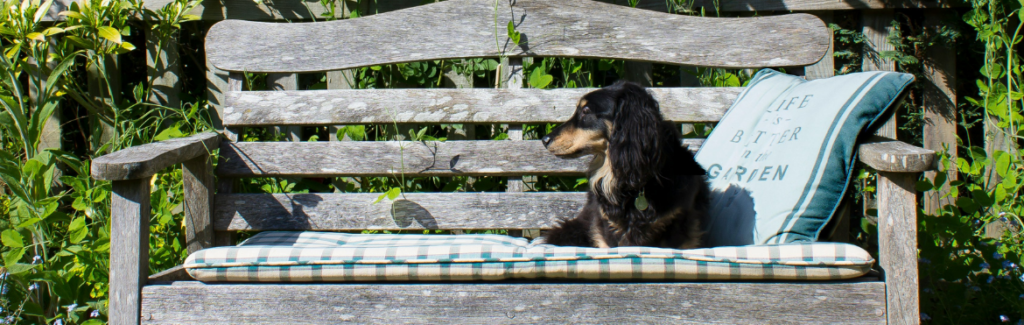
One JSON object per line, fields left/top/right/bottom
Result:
{"left": 584, "top": 151, "right": 707, "bottom": 249}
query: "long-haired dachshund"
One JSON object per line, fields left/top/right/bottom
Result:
{"left": 539, "top": 80, "right": 710, "bottom": 249}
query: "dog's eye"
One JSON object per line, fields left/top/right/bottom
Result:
{"left": 581, "top": 106, "right": 591, "bottom": 115}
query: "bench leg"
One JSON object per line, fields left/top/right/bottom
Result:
{"left": 183, "top": 154, "right": 214, "bottom": 254}
{"left": 110, "top": 179, "right": 151, "bottom": 325}
{"left": 877, "top": 172, "right": 920, "bottom": 325}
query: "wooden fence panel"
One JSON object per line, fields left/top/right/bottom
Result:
{"left": 922, "top": 10, "right": 958, "bottom": 214}
{"left": 862, "top": 9, "right": 898, "bottom": 139}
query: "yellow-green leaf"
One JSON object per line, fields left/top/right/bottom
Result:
{"left": 33, "top": 0, "right": 54, "bottom": 23}
{"left": 64, "top": 35, "right": 93, "bottom": 49}
{"left": 2, "top": 229, "right": 24, "bottom": 248}
{"left": 182, "top": 14, "right": 200, "bottom": 21}
{"left": 386, "top": 187, "right": 401, "bottom": 200}
{"left": 97, "top": 26, "right": 121, "bottom": 44}
{"left": 120, "top": 41, "right": 135, "bottom": 51}
{"left": 69, "top": 217, "right": 88, "bottom": 244}
{"left": 41, "top": 27, "right": 63, "bottom": 36}
{"left": 26, "top": 32, "right": 44, "bottom": 41}
{"left": 58, "top": 10, "right": 84, "bottom": 19}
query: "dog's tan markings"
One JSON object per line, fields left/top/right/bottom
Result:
{"left": 546, "top": 127, "right": 607, "bottom": 157}
{"left": 600, "top": 208, "right": 624, "bottom": 236}
{"left": 589, "top": 151, "right": 617, "bottom": 203}
{"left": 604, "top": 120, "right": 614, "bottom": 136}
{"left": 578, "top": 99, "right": 588, "bottom": 109}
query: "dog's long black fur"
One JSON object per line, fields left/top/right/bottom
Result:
{"left": 540, "top": 80, "right": 710, "bottom": 249}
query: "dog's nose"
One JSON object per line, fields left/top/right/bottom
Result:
{"left": 541, "top": 135, "right": 553, "bottom": 147}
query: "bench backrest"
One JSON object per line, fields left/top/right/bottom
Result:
{"left": 205, "top": 0, "right": 830, "bottom": 233}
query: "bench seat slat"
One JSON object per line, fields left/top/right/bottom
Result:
{"left": 206, "top": 0, "right": 829, "bottom": 72}
{"left": 141, "top": 281, "right": 886, "bottom": 324}
{"left": 223, "top": 88, "right": 740, "bottom": 126}
{"left": 213, "top": 192, "right": 587, "bottom": 231}
{"left": 216, "top": 139, "right": 704, "bottom": 177}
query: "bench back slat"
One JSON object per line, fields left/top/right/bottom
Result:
{"left": 205, "top": 0, "right": 830, "bottom": 72}
{"left": 216, "top": 139, "right": 705, "bottom": 177}
{"left": 214, "top": 192, "right": 586, "bottom": 231}
{"left": 223, "top": 88, "right": 740, "bottom": 126}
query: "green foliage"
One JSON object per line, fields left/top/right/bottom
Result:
{"left": 0, "top": 0, "right": 207, "bottom": 323}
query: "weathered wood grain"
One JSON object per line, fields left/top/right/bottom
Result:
{"left": 624, "top": 62, "right": 654, "bottom": 87}
{"left": 877, "top": 172, "right": 920, "bottom": 325}
{"left": 205, "top": 55, "right": 229, "bottom": 130}
{"left": 44, "top": 0, "right": 966, "bottom": 22}
{"left": 92, "top": 132, "right": 221, "bottom": 180}
{"left": 147, "top": 265, "right": 193, "bottom": 283}
{"left": 922, "top": 10, "right": 958, "bottom": 215}
{"left": 222, "top": 74, "right": 244, "bottom": 142}
{"left": 267, "top": 73, "right": 302, "bottom": 141}
{"left": 862, "top": 10, "right": 898, "bottom": 139}
{"left": 688, "top": 0, "right": 961, "bottom": 11}
{"left": 206, "top": 0, "right": 829, "bottom": 72}
{"left": 213, "top": 192, "right": 587, "bottom": 231}
{"left": 216, "top": 139, "right": 704, "bottom": 177}
{"left": 141, "top": 281, "right": 886, "bottom": 324}
{"left": 222, "top": 87, "right": 740, "bottom": 126}
{"left": 503, "top": 57, "right": 527, "bottom": 193}
{"left": 111, "top": 180, "right": 151, "bottom": 325}
{"left": 146, "top": 27, "right": 180, "bottom": 108}
{"left": 858, "top": 138, "right": 936, "bottom": 173}
{"left": 804, "top": 12, "right": 835, "bottom": 81}
{"left": 183, "top": 154, "right": 214, "bottom": 254}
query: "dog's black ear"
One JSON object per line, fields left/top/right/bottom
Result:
{"left": 609, "top": 81, "right": 665, "bottom": 189}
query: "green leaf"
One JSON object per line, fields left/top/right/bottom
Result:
{"left": 5, "top": 263, "right": 36, "bottom": 275}
{"left": 17, "top": 217, "right": 41, "bottom": 228}
{"left": 956, "top": 197, "right": 978, "bottom": 214}
{"left": 120, "top": 41, "right": 136, "bottom": 51}
{"left": 97, "top": 26, "right": 122, "bottom": 44}
{"left": 972, "top": 189, "right": 993, "bottom": 206}
{"left": 64, "top": 35, "right": 94, "bottom": 49}
{"left": 2, "top": 229, "right": 24, "bottom": 247}
{"left": 506, "top": 20, "right": 521, "bottom": 45}
{"left": 3, "top": 247, "right": 25, "bottom": 266}
{"left": 154, "top": 124, "right": 185, "bottom": 141}
{"left": 994, "top": 184, "right": 1007, "bottom": 203}
{"left": 372, "top": 192, "right": 387, "bottom": 204}
{"left": 72, "top": 196, "right": 88, "bottom": 211}
{"left": 69, "top": 217, "right": 88, "bottom": 244}
{"left": 337, "top": 125, "right": 365, "bottom": 141}
{"left": 915, "top": 180, "right": 933, "bottom": 192}
{"left": 386, "top": 187, "right": 401, "bottom": 200}
{"left": 529, "top": 68, "right": 553, "bottom": 89}
{"left": 58, "top": 11, "right": 85, "bottom": 19}
{"left": 932, "top": 170, "right": 947, "bottom": 189}
{"left": 995, "top": 151, "right": 1011, "bottom": 178}
{"left": 26, "top": 32, "right": 45, "bottom": 41}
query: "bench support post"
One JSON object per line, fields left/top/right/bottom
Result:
{"left": 183, "top": 154, "right": 214, "bottom": 254}
{"left": 110, "top": 179, "right": 151, "bottom": 325}
{"left": 877, "top": 171, "right": 920, "bottom": 325}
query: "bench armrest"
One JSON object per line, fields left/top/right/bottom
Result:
{"left": 91, "top": 132, "right": 221, "bottom": 180}
{"left": 858, "top": 137, "right": 937, "bottom": 173}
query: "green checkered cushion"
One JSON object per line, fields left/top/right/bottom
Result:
{"left": 183, "top": 231, "right": 874, "bottom": 282}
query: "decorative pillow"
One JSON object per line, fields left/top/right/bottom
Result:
{"left": 695, "top": 69, "right": 914, "bottom": 246}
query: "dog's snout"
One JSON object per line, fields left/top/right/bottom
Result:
{"left": 541, "top": 135, "right": 553, "bottom": 147}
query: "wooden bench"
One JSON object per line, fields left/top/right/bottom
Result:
{"left": 91, "top": 0, "right": 934, "bottom": 323}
